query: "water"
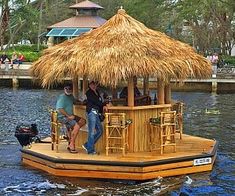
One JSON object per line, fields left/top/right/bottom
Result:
{"left": 0, "top": 88, "right": 234, "bottom": 195}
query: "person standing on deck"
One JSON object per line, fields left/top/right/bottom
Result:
{"left": 0, "top": 52, "right": 8, "bottom": 68}
{"left": 211, "top": 52, "right": 218, "bottom": 77}
{"left": 10, "top": 52, "right": 18, "bottom": 69}
{"left": 82, "top": 81, "right": 108, "bottom": 155}
{"left": 17, "top": 53, "right": 25, "bottom": 68}
{"left": 56, "top": 84, "right": 86, "bottom": 153}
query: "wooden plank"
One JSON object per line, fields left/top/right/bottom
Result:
{"left": 107, "top": 104, "right": 172, "bottom": 110}
{"left": 23, "top": 157, "right": 215, "bottom": 180}
{"left": 55, "top": 163, "right": 142, "bottom": 172}
{"left": 22, "top": 154, "right": 57, "bottom": 168}
{"left": 143, "top": 160, "right": 193, "bottom": 172}
{"left": 23, "top": 155, "right": 143, "bottom": 172}
{"left": 142, "top": 164, "right": 213, "bottom": 180}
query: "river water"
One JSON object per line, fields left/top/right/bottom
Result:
{"left": 0, "top": 88, "right": 234, "bottom": 196}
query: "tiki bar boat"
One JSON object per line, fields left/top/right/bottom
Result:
{"left": 23, "top": 8, "right": 217, "bottom": 181}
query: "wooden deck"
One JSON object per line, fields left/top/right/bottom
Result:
{"left": 21, "top": 133, "right": 217, "bottom": 180}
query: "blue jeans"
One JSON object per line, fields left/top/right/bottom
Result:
{"left": 84, "top": 109, "right": 103, "bottom": 153}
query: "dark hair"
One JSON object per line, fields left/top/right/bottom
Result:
{"left": 89, "top": 81, "right": 97, "bottom": 85}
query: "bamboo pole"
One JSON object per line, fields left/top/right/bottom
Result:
{"left": 72, "top": 77, "right": 79, "bottom": 99}
{"left": 157, "top": 78, "right": 165, "bottom": 104}
{"left": 112, "top": 88, "right": 118, "bottom": 99}
{"left": 143, "top": 76, "right": 149, "bottom": 95}
{"left": 82, "top": 76, "right": 88, "bottom": 96}
{"left": 128, "top": 77, "right": 134, "bottom": 106}
{"left": 165, "top": 83, "right": 171, "bottom": 104}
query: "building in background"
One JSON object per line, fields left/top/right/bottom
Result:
{"left": 46, "top": 0, "right": 106, "bottom": 47}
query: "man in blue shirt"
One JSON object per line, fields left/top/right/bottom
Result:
{"left": 56, "top": 85, "right": 86, "bottom": 153}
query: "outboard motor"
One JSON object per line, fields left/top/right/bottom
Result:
{"left": 15, "top": 123, "right": 39, "bottom": 147}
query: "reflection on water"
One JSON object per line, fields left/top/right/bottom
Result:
{"left": 0, "top": 88, "right": 234, "bottom": 195}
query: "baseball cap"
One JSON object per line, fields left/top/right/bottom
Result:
{"left": 64, "top": 84, "right": 73, "bottom": 90}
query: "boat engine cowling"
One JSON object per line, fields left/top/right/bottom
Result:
{"left": 15, "top": 123, "right": 39, "bottom": 147}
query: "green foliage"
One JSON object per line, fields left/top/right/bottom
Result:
{"left": 223, "top": 55, "right": 235, "bottom": 66}
{"left": 3, "top": 44, "right": 47, "bottom": 62}
{"left": 1, "top": 0, "right": 234, "bottom": 56}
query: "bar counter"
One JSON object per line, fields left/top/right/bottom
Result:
{"left": 74, "top": 104, "right": 172, "bottom": 152}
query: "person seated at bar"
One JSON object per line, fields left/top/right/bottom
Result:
{"left": 119, "top": 78, "right": 141, "bottom": 99}
{"left": 56, "top": 84, "right": 86, "bottom": 153}
{"left": 119, "top": 78, "right": 151, "bottom": 106}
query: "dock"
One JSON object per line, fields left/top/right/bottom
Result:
{"left": 0, "top": 63, "right": 235, "bottom": 93}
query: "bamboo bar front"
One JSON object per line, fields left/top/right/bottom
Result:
{"left": 74, "top": 104, "right": 172, "bottom": 153}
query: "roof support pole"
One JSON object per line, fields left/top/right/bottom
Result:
{"left": 164, "top": 82, "right": 171, "bottom": 104}
{"left": 143, "top": 76, "right": 149, "bottom": 95}
{"left": 72, "top": 77, "right": 79, "bottom": 99}
{"left": 157, "top": 78, "right": 165, "bottom": 104}
{"left": 112, "top": 88, "right": 118, "bottom": 99}
{"left": 128, "top": 77, "right": 134, "bottom": 106}
{"left": 47, "top": 36, "right": 54, "bottom": 48}
{"left": 82, "top": 76, "right": 88, "bottom": 96}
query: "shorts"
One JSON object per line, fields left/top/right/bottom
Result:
{"left": 59, "top": 115, "right": 81, "bottom": 129}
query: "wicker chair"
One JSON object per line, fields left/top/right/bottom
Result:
{"left": 105, "top": 113, "right": 130, "bottom": 156}
{"left": 50, "top": 110, "right": 69, "bottom": 152}
{"left": 150, "top": 111, "right": 177, "bottom": 154}
{"left": 172, "top": 102, "right": 184, "bottom": 139}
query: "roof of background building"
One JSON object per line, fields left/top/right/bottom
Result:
{"left": 48, "top": 16, "right": 106, "bottom": 29}
{"left": 69, "top": 0, "right": 104, "bottom": 10}
{"left": 46, "top": 27, "right": 92, "bottom": 37}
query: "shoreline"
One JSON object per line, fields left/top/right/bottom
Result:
{"left": 1, "top": 63, "right": 235, "bottom": 93}
{"left": 1, "top": 78, "right": 235, "bottom": 94}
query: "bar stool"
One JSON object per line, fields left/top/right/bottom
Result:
{"left": 149, "top": 117, "right": 161, "bottom": 151}
{"left": 160, "top": 111, "right": 177, "bottom": 154}
{"left": 150, "top": 111, "right": 176, "bottom": 154}
{"left": 50, "top": 110, "right": 69, "bottom": 152}
{"left": 172, "top": 102, "right": 184, "bottom": 139}
{"left": 105, "top": 113, "right": 129, "bottom": 156}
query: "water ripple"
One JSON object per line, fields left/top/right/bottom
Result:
{"left": 0, "top": 89, "right": 234, "bottom": 195}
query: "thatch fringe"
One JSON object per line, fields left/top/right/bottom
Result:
{"left": 30, "top": 9, "right": 211, "bottom": 88}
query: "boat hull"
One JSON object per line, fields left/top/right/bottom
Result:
{"left": 21, "top": 134, "right": 217, "bottom": 180}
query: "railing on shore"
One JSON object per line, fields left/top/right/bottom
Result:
{"left": 1, "top": 63, "right": 235, "bottom": 92}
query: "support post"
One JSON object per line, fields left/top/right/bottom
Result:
{"left": 165, "top": 83, "right": 171, "bottom": 104}
{"left": 12, "top": 77, "right": 19, "bottom": 88}
{"left": 157, "top": 78, "right": 165, "bottom": 104}
{"left": 82, "top": 76, "right": 88, "bottom": 96}
{"left": 143, "top": 76, "right": 149, "bottom": 95}
{"left": 72, "top": 77, "right": 79, "bottom": 99}
{"left": 212, "top": 80, "right": 217, "bottom": 94}
{"left": 47, "top": 36, "right": 54, "bottom": 48}
{"left": 128, "top": 77, "right": 134, "bottom": 106}
{"left": 112, "top": 88, "right": 118, "bottom": 99}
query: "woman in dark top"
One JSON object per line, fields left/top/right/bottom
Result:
{"left": 82, "top": 81, "right": 107, "bottom": 154}
{"left": 0, "top": 52, "right": 8, "bottom": 64}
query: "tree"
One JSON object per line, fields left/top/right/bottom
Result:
{"left": 1, "top": 0, "right": 234, "bottom": 56}
{"left": 0, "top": 0, "right": 10, "bottom": 49}
{"left": 172, "top": 0, "right": 235, "bottom": 55}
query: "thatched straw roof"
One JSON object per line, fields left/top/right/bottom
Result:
{"left": 31, "top": 9, "right": 211, "bottom": 87}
